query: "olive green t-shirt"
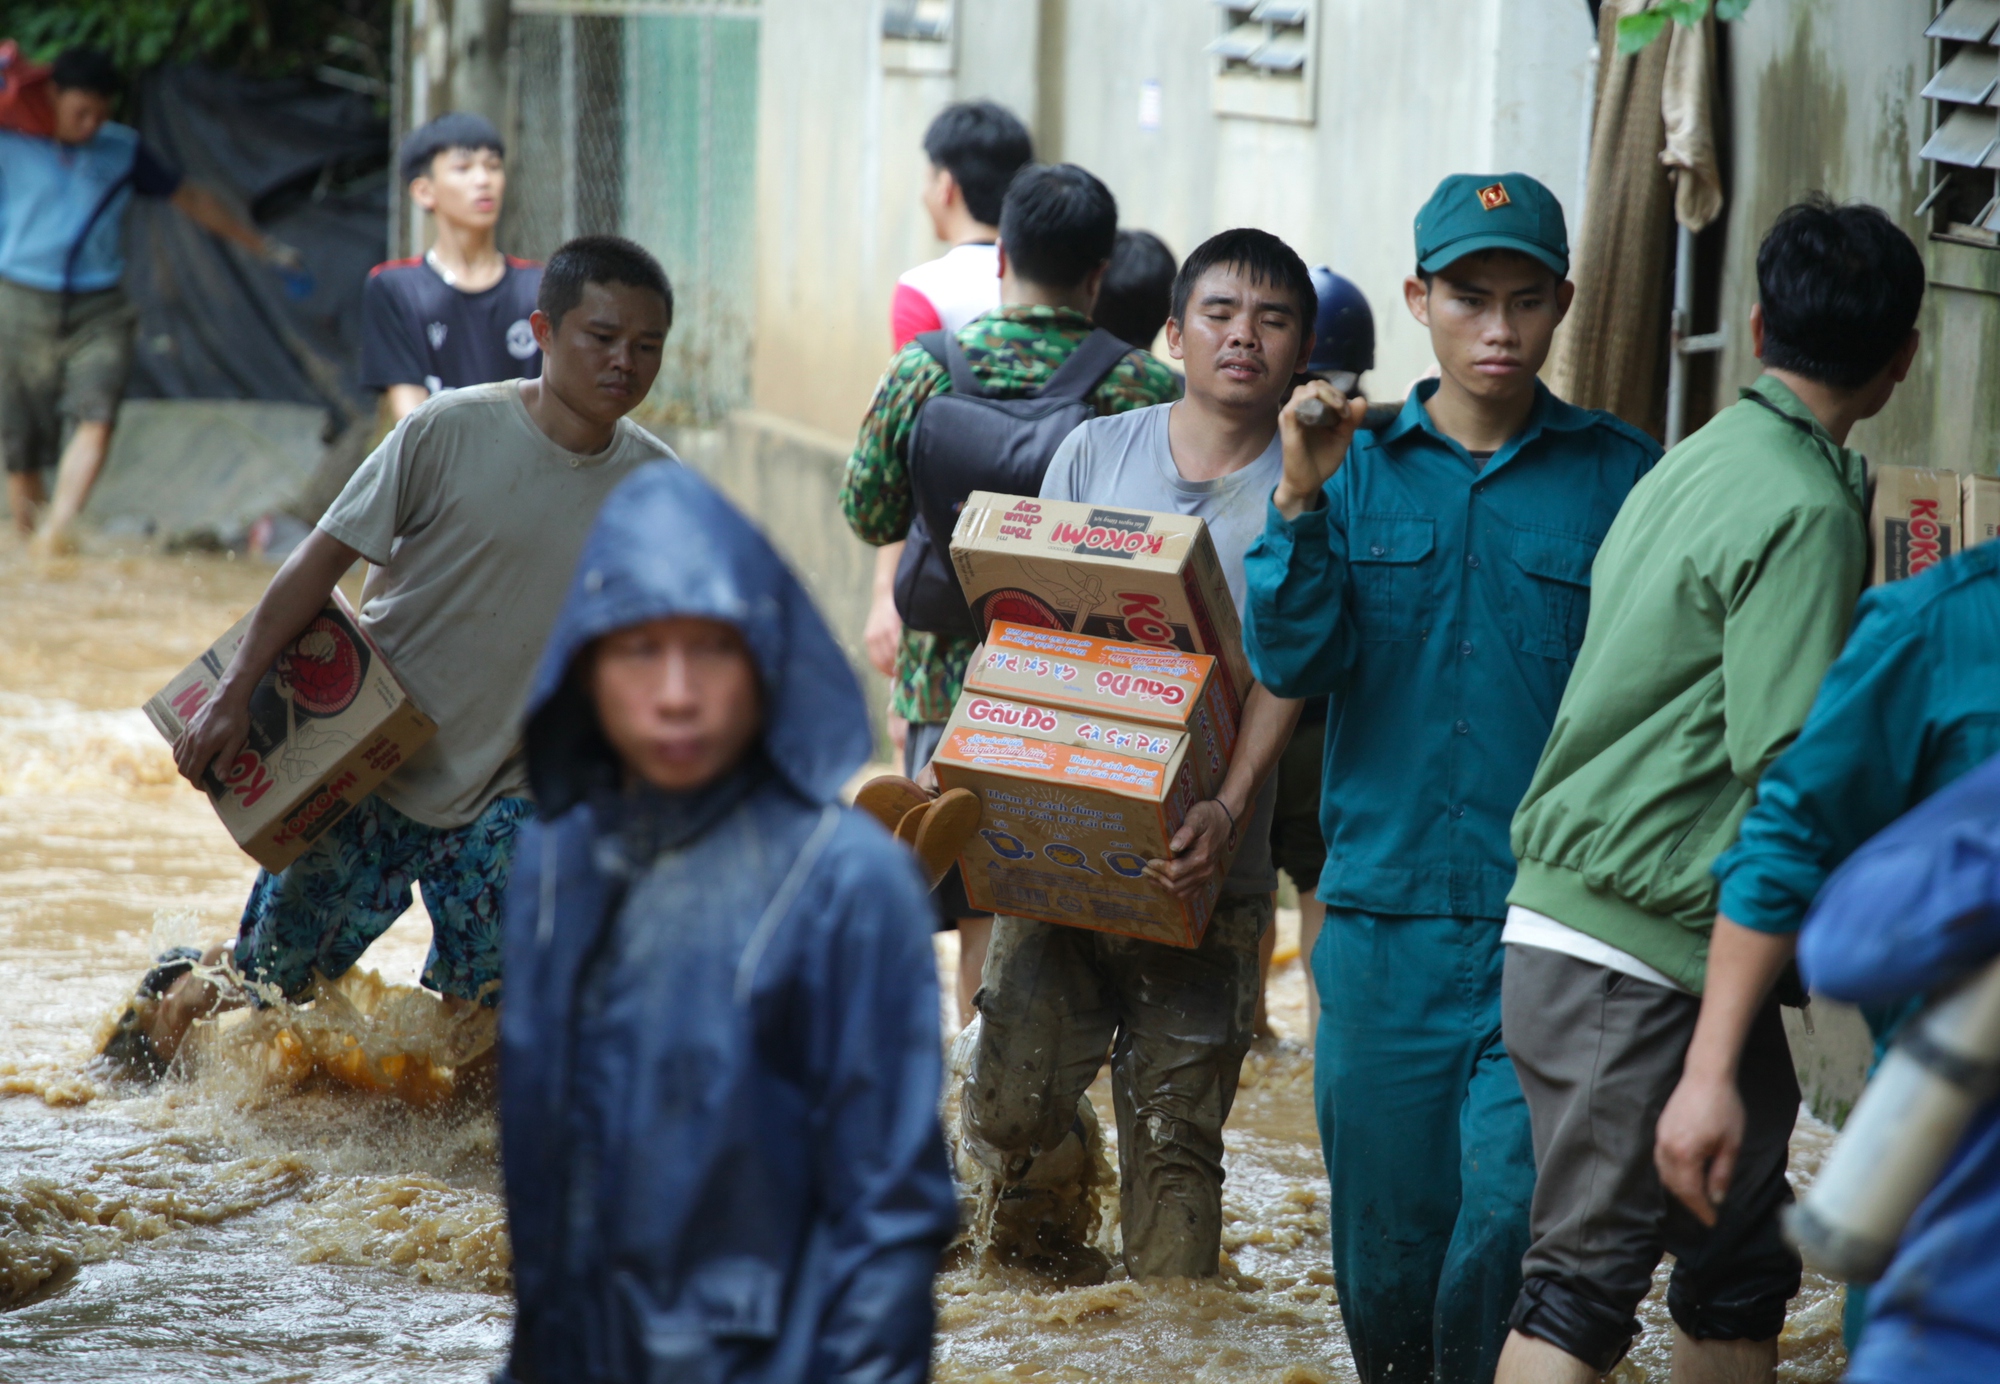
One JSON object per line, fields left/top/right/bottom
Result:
{"left": 318, "top": 380, "right": 673, "bottom": 827}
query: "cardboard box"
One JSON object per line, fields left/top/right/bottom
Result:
{"left": 931, "top": 690, "right": 1219, "bottom": 948}
{"left": 1963, "top": 473, "right": 2000, "bottom": 550}
{"left": 964, "top": 621, "right": 1238, "bottom": 800}
{"left": 950, "top": 491, "right": 1253, "bottom": 711}
{"left": 144, "top": 592, "right": 437, "bottom": 872}
{"left": 1872, "top": 466, "right": 1960, "bottom": 584}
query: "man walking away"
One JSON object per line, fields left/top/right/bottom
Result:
{"left": 841, "top": 163, "right": 1179, "bottom": 1027}
{"left": 1795, "top": 756, "right": 2000, "bottom": 1384}
{"left": 890, "top": 99, "right": 1032, "bottom": 350}
{"left": 1497, "top": 198, "right": 1924, "bottom": 1384}
{"left": 100, "top": 237, "right": 676, "bottom": 1078}
{"left": 363, "top": 112, "right": 543, "bottom": 423}
{"left": 0, "top": 46, "right": 291, "bottom": 548}
{"left": 866, "top": 100, "right": 1035, "bottom": 761}
{"left": 1245, "top": 173, "right": 1659, "bottom": 1384}
{"left": 499, "top": 464, "right": 955, "bottom": 1384}
{"left": 961, "top": 228, "right": 1316, "bottom": 1282}
{"left": 1093, "top": 229, "right": 1177, "bottom": 352}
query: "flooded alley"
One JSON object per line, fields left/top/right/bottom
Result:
{"left": 0, "top": 539, "right": 1854, "bottom": 1383}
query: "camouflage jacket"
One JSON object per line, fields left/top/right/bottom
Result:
{"left": 841, "top": 304, "right": 1182, "bottom": 723}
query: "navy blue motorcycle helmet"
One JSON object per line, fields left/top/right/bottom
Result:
{"left": 1307, "top": 266, "right": 1375, "bottom": 377}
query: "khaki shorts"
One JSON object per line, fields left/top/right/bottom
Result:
{"left": 0, "top": 279, "right": 137, "bottom": 474}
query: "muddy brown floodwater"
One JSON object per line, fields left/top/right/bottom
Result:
{"left": 0, "top": 537, "right": 1850, "bottom": 1383}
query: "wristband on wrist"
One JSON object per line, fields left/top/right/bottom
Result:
{"left": 1213, "top": 798, "right": 1238, "bottom": 846}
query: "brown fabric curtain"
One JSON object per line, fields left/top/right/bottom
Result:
{"left": 1547, "top": 0, "right": 1683, "bottom": 437}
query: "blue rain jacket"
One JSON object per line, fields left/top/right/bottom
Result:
{"left": 1716, "top": 540, "right": 2000, "bottom": 941}
{"left": 498, "top": 464, "right": 956, "bottom": 1384}
{"left": 1242, "top": 380, "right": 1658, "bottom": 920}
{"left": 1798, "top": 754, "right": 2000, "bottom": 1384}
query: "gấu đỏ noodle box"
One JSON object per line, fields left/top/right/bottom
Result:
{"left": 930, "top": 689, "right": 1222, "bottom": 948}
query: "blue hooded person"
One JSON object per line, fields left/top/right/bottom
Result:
{"left": 497, "top": 463, "right": 957, "bottom": 1384}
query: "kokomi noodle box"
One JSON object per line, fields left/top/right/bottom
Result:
{"left": 930, "top": 689, "right": 1222, "bottom": 948}
{"left": 143, "top": 591, "right": 437, "bottom": 872}
{"left": 949, "top": 491, "right": 1253, "bottom": 706}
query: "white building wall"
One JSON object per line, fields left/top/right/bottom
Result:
{"left": 753, "top": 0, "right": 1598, "bottom": 437}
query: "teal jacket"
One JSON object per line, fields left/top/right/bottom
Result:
{"left": 1509, "top": 377, "right": 1869, "bottom": 991}
{"left": 1243, "top": 380, "right": 1659, "bottom": 921}
{"left": 1715, "top": 538, "right": 2000, "bottom": 935}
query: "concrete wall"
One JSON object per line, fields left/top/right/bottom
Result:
{"left": 1715, "top": 0, "right": 1999, "bottom": 475}
{"left": 659, "top": 412, "right": 893, "bottom": 748}
{"left": 751, "top": 0, "right": 1598, "bottom": 442}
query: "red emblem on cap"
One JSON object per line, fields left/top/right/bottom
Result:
{"left": 1477, "top": 182, "right": 1512, "bottom": 211}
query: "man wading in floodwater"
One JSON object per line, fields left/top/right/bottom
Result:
{"left": 497, "top": 463, "right": 955, "bottom": 1384}
{"left": 100, "top": 237, "right": 676, "bottom": 1077}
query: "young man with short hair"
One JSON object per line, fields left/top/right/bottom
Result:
{"left": 1497, "top": 198, "right": 1925, "bottom": 1384}
{"left": 363, "top": 112, "right": 543, "bottom": 423}
{"left": 1244, "top": 173, "right": 1660, "bottom": 1383}
{"left": 102, "top": 236, "right": 677, "bottom": 1076}
{"left": 0, "top": 46, "right": 288, "bottom": 546}
{"left": 890, "top": 99, "right": 1033, "bottom": 350}
{"left": 1092, "top": 228, "right": 1177, "bottom": 351}
{"left": 960, "top": 227, "right": 1316, "bottom": 1282}
{"left": 498, "top": 463, "right": 955, "bottom": 1384}
{"left": 865, "top": 100, "right": 1036, "bottom": 741}
{"left": 841, "top": 163, "right": 1180, "bottom": 1026}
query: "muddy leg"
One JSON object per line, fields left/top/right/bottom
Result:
{"left": 1105, "top": 893, "right": 1267, "bottom": 1279}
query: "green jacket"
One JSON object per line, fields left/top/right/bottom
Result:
{"left": 1507, "top": 376, "right": 1868, "bottom": 992}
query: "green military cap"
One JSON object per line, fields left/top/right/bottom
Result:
{"left": 1414, "top": 172, "right": 1570, "bottom": 279}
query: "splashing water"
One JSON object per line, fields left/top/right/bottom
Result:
{"left": 0, "top": 540, "right": 1852, "bottom": 1382}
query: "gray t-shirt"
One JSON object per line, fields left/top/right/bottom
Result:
{"left": 319, "top": 380, "right": 674, "bottom": 827}
{"left": 1040, "top": 401, "right": 1281, "bottom": 895}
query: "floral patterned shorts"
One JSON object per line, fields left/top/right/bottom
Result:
{"left": 232, "top": 794, "right": 534, "bottom": 1006}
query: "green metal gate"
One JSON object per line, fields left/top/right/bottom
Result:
{"left": 509, "top": 1, "right": 761, "bottom": 425}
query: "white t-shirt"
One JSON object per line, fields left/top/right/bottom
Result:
{"left": 1040, "top": 402, "right": 1284, "bottom": 896}
{"left": 1501, "top": 905, "right": 1694, "bottom": 994}
{"left": 890, "top": 242, "right": 1000, "bottom": 349}
{"left": 318, "top": 381, "right": 675, "bottom": 827}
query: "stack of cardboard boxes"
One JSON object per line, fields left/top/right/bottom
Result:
{"left": 931, "top": 492, "right": 1255, "bottom": 948}
{"left": 1870, "top": 466, "right": 2000, "bottom": 584}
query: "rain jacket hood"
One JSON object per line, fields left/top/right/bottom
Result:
{"left": 500, "top": 468, "right": 954, "bottom": 1384}
{"left": 524, "top": 462, "right": 873, "bottom": 815}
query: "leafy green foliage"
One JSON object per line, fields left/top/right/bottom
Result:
{"left": 4, "top": 1, "right": 255, "bottom": 71}
{"left": 0, "top": 0, "right": 388, "bottom": 81}
{"left": 1614, "top": 0, "right": 1754, "bottom": 56}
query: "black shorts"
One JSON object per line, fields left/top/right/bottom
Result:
{"left": 1269, "top": 697, "right": 1328, "bottom": 893}
{"left": 905, "top": 720, "right": 985, "bottom": 927}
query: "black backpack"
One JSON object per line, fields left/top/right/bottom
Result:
{"left": 893, "top": 326, "right": 1134, "bottom": 639}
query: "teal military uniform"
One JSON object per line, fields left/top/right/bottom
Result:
{"left": 1244, "top": 374, "right": 1659, "bottom": 1383}
{"left": 1711, "top": 538, "right": 2000, "bottom": 1353}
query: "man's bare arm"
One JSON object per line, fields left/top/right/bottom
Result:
{"left": 169, "top": 183, "right": 273, "bottom": 258}
{"left": 1147, "top": 682, "right": 1304, "bottom": 898}
{"left": 173, "top": 529, "right": 362, "bottom": 787}
{"left": 1654, "top": 916, "right": 1797, "bottom": 1225}
{"left": 385, "top": 385, "right": 431, "bottom": 423}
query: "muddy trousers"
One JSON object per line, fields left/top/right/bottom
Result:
{"left": 962, "top": 894, "right": 1269, "bottom": 1278}
{"left": 1314, "top": 911, "right": 1536, "bottom": 1384}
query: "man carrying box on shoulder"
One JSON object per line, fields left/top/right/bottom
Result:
{"left": 840, "top": 163, "right": 1181, "bottom": 1026}
{"left": 959, "top": 227, "right": 1316, "bottom": 1283}
{"left": 1496, "top": 198, "right": 1924, "bottom": 1384}
{"left": 1244, "top": 174, "right": 1660, "bottom": 1384}
{"left": 100, "top": 236, "right": 678, "bottom": 1078}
